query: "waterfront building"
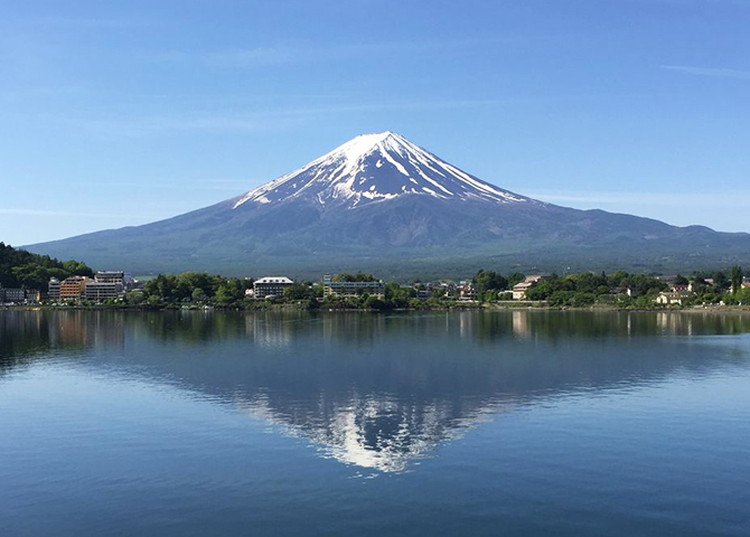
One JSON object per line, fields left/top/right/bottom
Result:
{"left": 457, "top": 281, "right": 477, "bottom": 301}
{"left": 48, "top": 278, "right": 61, "bottom": 300}
{"left": 59, "top": 276, "right": 91, "bottom": 300}
{"left": 25, "top": 289, "right": 41, "bottom": 302}
{"left": 94, "top": 271, "right": 133, "bottom": 289}
{"left": 512, "top": 275, "right": 543, "bottom": 300}
{"left": 0, "top": 286, "right": 26, "bottom": 303}
{"left": 84, "top": 280, "right": 124, "bottom": 301}
{"left": 323, "top": 275, "right": 385, "bottom": 299}
{"left": 415, "top": 288, "right": 431, "bottom": 300}
{"left": 655, "top": 292, "right": 694, "bottom": 306}
{"left": 253, "top": 276, "right": 294, "bottom": 299}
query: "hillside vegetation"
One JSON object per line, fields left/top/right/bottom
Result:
{"left": 0, "top": 242, "right": 93, "bottom": 290}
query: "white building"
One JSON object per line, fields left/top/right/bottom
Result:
{"left": 512, "top": 275, "right": 542, "bottom": 300}
{"left": 94, "top": 271, "right": 133, "bottom": 288}
{"left": 48, "top": 278, "right": 61, "bottom": 299}
{"left": 253, "top": 276, "right": 294, "bottom": 299}
{"left": 655, "top": 292, "right": 694, "bottom": 306}
{"left": 322, "top": 275, "right": 385, "bottom": 299}
{"left": 84, "top": 281, "right": 124, "bottom": 301}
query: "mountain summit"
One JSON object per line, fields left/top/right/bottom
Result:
{"left": 234, "top": 131, "right": 531, "bottom": 209}
{"left": 25, "top": 132, "right": 750, "bottom": 276}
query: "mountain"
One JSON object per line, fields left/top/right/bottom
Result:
{"left": 233, "top": 131, "right": 533, "bottom": 208}
{"left": 25, "top": 131, "right": 750, "bottom": 277}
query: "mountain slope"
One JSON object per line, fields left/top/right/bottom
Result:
{"left": 25, "top": 132, "right": 750, "bottom": 277}
{"left": 234, "top": 131, "right": 532, "bottom": 208}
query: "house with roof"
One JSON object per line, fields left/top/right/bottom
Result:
{"left": 252, "top": 276, "right": 294, "bottom": 299}
{"left": 512, "top": 275, "right": 542, "bottom": 300}
{"left": 655, "top": 291, "right": 694, "bottom": 306}
{"left": 457, "top": 281, "right": 477, "bottom": 301}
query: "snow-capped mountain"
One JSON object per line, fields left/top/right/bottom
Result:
{"left": 234, "top": 131, "right": 532, "bottom": 208}
{"left": 25, "top": 132, "right": 750, "bottom": 276}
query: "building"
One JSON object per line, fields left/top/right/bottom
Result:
{"left": 323, "top": 275, "right": 385, "bottom": 299}
{"left": 512, "top": 275, "right": 543, "bottom": 300}
{"left": 253, "top": 276, "right": 294, "bottom": 299}
{"left": 438, "top": 281, "right": 458, "bottom": 299}
{"left": 94, "top": 271, "right": 132, "bottom": 288}
{"left": 46, "top": 271, "right": 130, "bottom": 302}
{"left": 457, "top": 281, "right": 477, "bottom": 301}
{"left": 59, "top": 276, "right": 91, "bottom": 300}
{"left": 608, "top": 287, "right": 635, "bottom": 297}
{"left": 0, "top": 286, "right": 25, "bottom": 303}
{"left": 415, "top": 288, "right": 431, "bottom": 300}
{"left": 84, "top": 280, "right": 124, "bottom": 301}
{"left": 655, "top": 292, "right": 694, "bottom": 306}
{"left": 82, "top": 271, "right": 128, "bottom": 300}
{"left": 48, "top": 278, "right": 61, "bottom": 300}
{"left": 25, "top": 289, "right": 41, "bottom": 302}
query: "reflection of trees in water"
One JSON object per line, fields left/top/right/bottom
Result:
{"left": 0, "top": 311, "right": 51, "bottom": 374}
{"left": 471, "top": 309, "right": 750, "bottom": 342}
{"left": 0, "top": 310, "right": 125, "bottom": 374}
{"left": 2, "top": 309, "right": 750, "bottom": 471}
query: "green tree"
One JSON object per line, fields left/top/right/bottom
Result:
{"left": 507, "top": 272, "right": 525, "bottom": 287}
{"left": 364, "top": 295, "right": 387, "bottom": 310}
{"left": 214, "top": 285, "right": 233, "bottom": 305}
{"left": 674, "top": 274, "right": 689, "bottom": 285}
{"left": 283, "top": 282, "right": 314, "bottom": 300}
{"left": 714, "top": 271, "right": 730, "bottom": 291}
{"left": 472, "top": 269, "right": 508, "bottom": 295}
{"left": 124, "top": 291, "right": 145, "bottom": 305}
{"left": 61, "top": 260, "right": 93, "bottom": 277}
{"left": 729, "top": 265, "right": 744, "bottom": 295}
{"left": 0, "top": 242, "right": 92, "bottom": 289}
{"left": 384, "top": 282, "right": 413, "bottom": 308}
{"left": 191, "top": 288, "right": 207, "bottom": 302}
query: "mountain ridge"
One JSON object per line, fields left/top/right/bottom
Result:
{"left": 24, "top": 132, "right": 750, "bottom": 277}
{"left": 232, "top": 131, "right": 534, "bottom": 209}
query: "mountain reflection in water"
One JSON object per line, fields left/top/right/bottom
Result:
{"left": 2, "top": 309, "right": 749, "bottom": 473}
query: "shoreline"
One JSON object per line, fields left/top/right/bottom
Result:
{"left": 3, "top": 303, "right": 750, "bottom": 315}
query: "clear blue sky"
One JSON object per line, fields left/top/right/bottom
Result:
{"left": 2, "top": 0, "right": 749, "bottom": 246}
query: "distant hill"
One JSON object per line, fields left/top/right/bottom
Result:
{"left": 0, "top": 242, "right": 92, "bottom": 289}
{"left": 25, "top": 132, "right": 750, "bottom": 278}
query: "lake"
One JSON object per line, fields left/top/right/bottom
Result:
{"left": 1, "top": 309, "right": 749, "bottom": 536}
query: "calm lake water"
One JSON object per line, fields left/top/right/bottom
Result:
{"left": 1, "top": 310, "right": 749, "bottom": 536}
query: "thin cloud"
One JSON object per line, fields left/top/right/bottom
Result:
{"left": 156, "top": 36, "right": 521, "bottom": 69}
{"left": 115, "top": 178, "right": 256, "bottom": 191}
{"left": 200, "top": 47, "right": 298, "bottom": 68}
{"left": 36, "top": 15, "right": 153, "bottom": 29}
{"left": 61, "top": 98, "right": 509, "bottom": 135}
{"left": 154, "top": 46, "right": 297, "bottom": 68}
{"left": 0, "top": 208, "right": 160, "bottom": 218}
{"left": 525, "top": 190, "right": 750, "bottom": 208}
{"left": 662, "top": 65, "right": 750, "bottom": 80}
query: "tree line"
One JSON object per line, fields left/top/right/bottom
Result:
{"left": 1, "top": 241, "right": 746, "bottom": 309}
{"left": 0, "top": 242, "right": 92, "bottom": 289}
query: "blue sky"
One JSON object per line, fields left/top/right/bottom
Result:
{"left": 2, "top": 0, "right": 749, "bottom": 246}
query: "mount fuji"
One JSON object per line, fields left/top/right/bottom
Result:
{"left": 26, "top": 131, "right": 750, "bottom": 277}
{"left": 233, "top": 131, "right": 532, "bottom": 208}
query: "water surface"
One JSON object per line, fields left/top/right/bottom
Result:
{"left": 1, "top": 310, "right": 749, "bottom": 536}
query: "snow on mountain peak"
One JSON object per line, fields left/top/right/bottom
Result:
{"left": 233, "top": 131, "right": 530, "bottom": 209}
